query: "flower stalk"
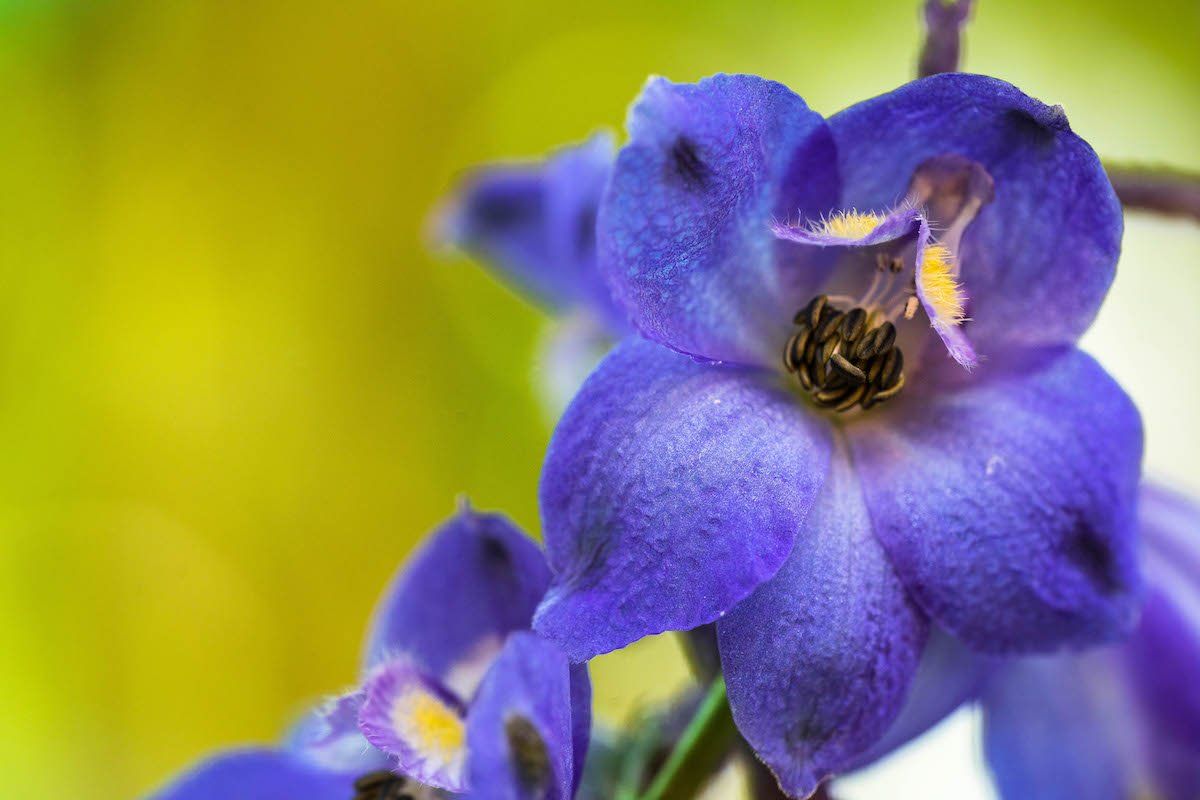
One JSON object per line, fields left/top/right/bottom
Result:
{"left": 1106, "top": 163, "right": 1200, "bottom": 223}
{"left": 639, "top": 676, "right": 737, "bottom": 800}
{"left": 918, "top": 0, "right": 974, "bottom": 78}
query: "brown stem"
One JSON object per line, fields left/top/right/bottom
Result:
{"left": 917, "top": 0, "right": 974, "bottom": 78}
{"left": 1107, "top": 164, "right": 1200, "bottom": 223}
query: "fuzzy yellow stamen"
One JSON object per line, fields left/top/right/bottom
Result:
{"left": 817, "top": 210, "right": 884, "bottom": 240}
{"left": 918, "top": 243, "right": 967, "bottom": 326}
{"left": 392, "top": 689, "right": 465, "bottom": 761}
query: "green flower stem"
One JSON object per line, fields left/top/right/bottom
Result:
{"left": 639, "top": 676, "right": 737, "bottom": 800}
{"left": 615, "top": 716, "right": 666, "bottom": 800}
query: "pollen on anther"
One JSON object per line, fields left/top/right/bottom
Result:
{"left": 917, "top": 242, "right": 967, "bottom": 326}
{"left": 815, "top": 210, "right": 884, "bottom": 240}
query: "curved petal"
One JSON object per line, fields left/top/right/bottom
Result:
{"left": 437, "top": 133, "right": 625, "bottom": 328}
{"left": 358, "top": 658, "right": 469, "bottom": 791}
{"left": 147, "top": 749, "right": 354, "bottom": 800}
{"left": 535, "top": 338, "right": 831, "bottom": 661}
{"left": 717, "top": 445, "right": 927, "bottom": 797}
{"left": 771, "top": 206, "right": 922, "bottom": 249}
{"left": 598, "top": 73, "right": 840, "bottom": 365}
{"left": 286, "top": 691, "right": 388, "bottom": 772}
{"left": 981, "top": 482, "right": 1200, "bottom": 800}
{"left": 913, "top": 218, "right": 977, "bottom": 369}
{"left": 982, "top": 651, "right": 1142, "bottom": 800}
{"left": 1125, "top": 594, "right": 1200, "bottom": 800}
{"left": 849, "top": 347, "right": 1143, "bottom": 653}
{"left": 849, "top": 628, "right": 995, "bottom": 769}
{"left": 364, "top": 507, "right": 551, "bottom": 691}
{"left": 465, "top": 632, "right": 581, "bottom": 800}
{"left": 568, "top": 663, "right": 593, "bottom": 796}
{"left": 831, "top": 73, "right": 1122, "bottom": 354}
{"left": 1123, "top": 483, "right": 1200, "bottom": 798}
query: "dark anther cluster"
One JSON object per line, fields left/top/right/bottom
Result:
{"left": 784, "top": 294, "right": 906, "bottom": 412}
{"left": 352, "top": 770, "right": 418, "bottom": 800}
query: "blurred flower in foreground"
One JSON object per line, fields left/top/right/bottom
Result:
{"left": 533, "top": 71, "right": 1142, "bottom": 797}
{"left": 435, "top": 134, "right": 626, "bottom": 412}
{"left": 982, "top": 483, "right": 1200, "bottom": 800}
{"left": 150, "top": 508, "right": 590, "bottom": 800}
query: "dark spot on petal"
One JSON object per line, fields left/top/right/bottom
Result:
{"left": 505, "top": 714, "right": 551, "bottom": 792}
{"left": 1002, "top": 108, "right": 1063, "bottom": 151}
{"left": 481, "top": 534, "right": 513, "bottom": 570}
{"left": 669, "top": 136, "right": 710, "bottom": 189}
{"left": 784, "top": 713, "right": 834, "bottom": 760}
{"left": 1063, "top": 522, "right": 1122, "bottom": 594}
{"left": 472, "top": 188, "right": 542, "bottom": 231}
{"left": 576, "top": 202, "right": 597, "bottom": 256}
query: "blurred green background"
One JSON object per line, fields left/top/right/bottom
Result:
{"left": 0, "top": 1, "right": 1196, "bottom": 797}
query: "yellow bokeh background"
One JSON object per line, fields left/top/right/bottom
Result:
{"left": 0, "top": 1, "right": 1196, "bottom": 797}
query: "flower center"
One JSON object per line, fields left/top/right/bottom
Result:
{"left": 778, "top": 155, "right": 997, "bottom": 402}
{"left": 783, "top": 292, "right": 905, "bottom": 411}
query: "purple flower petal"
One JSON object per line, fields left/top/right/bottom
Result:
{"left": 437, "top": 133, "right": 625, "bottom": 329}
{"left": 287, "top": 690, "right": 388, "bottom": 772}
{"left": 465, "top": 632, "right": 581, "bottom": 800}
{"left": 983, "top": 651, "right": 1141, "bottom": 800}
{"left": 1124, "top": 598, "right": 1200, "bottom": 800}
{"left": 364, "top": 508, "right": 551, "bottom": 693}
{"left": 849, "top": 628, "right": 995, "bottom": 769}
{"left": 567, "top": 662, "right": 592, "bottom": 796}
{"left": 357, "top": 657, "right": 470, "bottom": 791}
{"left": 771, "top": 205, "right": 922, "bottom": 249}
{"left": 980, "top": 483, "right": 1200, "bottom": 800}
{"left": 147, "top": 749, "right": 354, "bottom": 800}
{"left": 598, "top": 73, "right": 839, "bottom": 365}
{"left": 830, "top": 73, "right": 1122, "bottom": 355}
{"left": 1123, "top": 483, "right": 1200, "bottom": 797}
{"left": 849, "top": 347, "right": 1143, "bottom": 652}
{"left": 717, "top": 446, "right": 927, "bottom": 797}
{"left": 535, "top": 338, "right": 831, "bottom": 661}
{"left": 912, "top": 218, "right": 978, "bottom": 369}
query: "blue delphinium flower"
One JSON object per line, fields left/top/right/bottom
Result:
{"left": 533, "top": 72, "right": 1143, "bottom": 796}
{"left": 149, "top": 507, "right": 591, "bottom": 800}
{"left": 981, "top": 483, "right": 1200, "bottom": 800}
{"left": 435, "top": 134, "right": 627, "bottom": 411}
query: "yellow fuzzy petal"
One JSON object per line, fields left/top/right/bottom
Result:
{"left": 392, "top": 689, "right": 466, "bottom": 760}
{"left": 918, "top": 243, "right": 967, "bottom": 326}
{"left": 817, "top": 210, "right": 884, "bottom": 240}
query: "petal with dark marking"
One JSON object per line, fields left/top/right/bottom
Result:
{"left": 718, "top": 445, "right": 927, "bottom": 797}
{"left": 849, "top": 346, "right": 1143, "bottom": 653}
{"left": 599, "top": 73, "right": 839, "bottom": 365}
{"left": 364, "top": 509, "right": 551, "bottom": 696}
